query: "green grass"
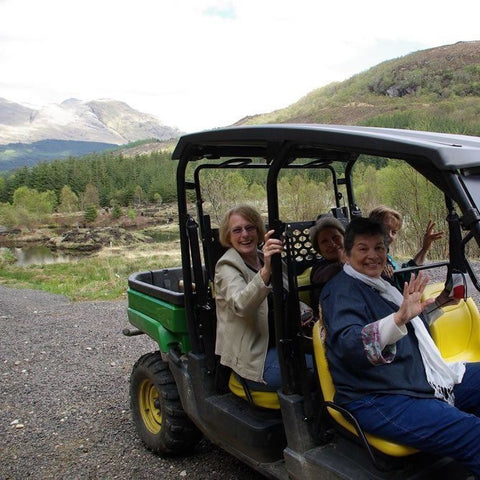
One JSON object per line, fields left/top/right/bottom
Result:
{"left": 0, "top": 246, "right": 181, "bottom": 301}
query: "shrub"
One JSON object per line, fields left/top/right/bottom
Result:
{"left": 84, "top": 204, "right": 98, "bottom": 223}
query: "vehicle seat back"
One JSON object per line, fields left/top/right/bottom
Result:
{"left": 312, "top": 320, "right": 417, "bottom": 457}
{"left": 422, "top": 282, "right": 480, "bottom": 362}
{"left": 296, "top": 266, "right": 312, "bottom": 305}
{"left": 283, "top": 220, "right": 320, "bottom": 306}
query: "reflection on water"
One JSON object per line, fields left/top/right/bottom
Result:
{"left": 1, "top": 246, "right": 80, "bottom": 266}
{"left": 146, "top": 230, "right": 178, "bottom": 242}
{"left": 2, "top": 230, "right": 179, "bottom": 266}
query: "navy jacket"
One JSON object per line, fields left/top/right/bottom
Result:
{"left": 320, "top": 271, "right": 434, "bottom": 405}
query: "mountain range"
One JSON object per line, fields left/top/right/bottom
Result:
{"left": 0, "top": 98, "right": 182, "bottom": 170}
{"left": 1, "top": 40, "right": 479, "bottom": 171}
{"left": 0, "top": 98, "right": 181, "bottom": 145}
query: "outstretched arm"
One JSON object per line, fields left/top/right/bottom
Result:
{"left": 413, "top": 220, "right": 444, "bottom": 266}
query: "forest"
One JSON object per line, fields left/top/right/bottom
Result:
{"left": 0, "top": 146, "right": 454, "bottom": 262}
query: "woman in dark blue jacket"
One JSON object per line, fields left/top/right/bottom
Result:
{"left": 321, "top": 217, "right": 480, "bottom": 478}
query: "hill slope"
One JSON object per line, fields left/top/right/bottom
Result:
{"left": 0, "top": 139, "right": 116, "bottom": 172}
{"left": 237, "top": 41, "right": 480, "bottom": 135}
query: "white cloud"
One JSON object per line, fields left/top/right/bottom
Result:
{"left": 0, "top": 0, "right": 479, "bottom": 132}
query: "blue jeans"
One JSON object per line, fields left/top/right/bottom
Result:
{"left": 246, "top": 348, "right": 314, "bottom": 391}
{"left": 347, "top": 362, "right": 480, "bottom": 477}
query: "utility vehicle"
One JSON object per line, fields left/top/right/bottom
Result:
{"left": 124, "top": 124, "right": 480, "bottom": 479}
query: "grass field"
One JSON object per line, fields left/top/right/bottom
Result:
{"left": 0, "top": 241, "right": 182, "bottom": 301}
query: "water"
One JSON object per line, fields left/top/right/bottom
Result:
{"left": 1, "top": 230, "right": 180, "bottom": 266}
{"left": 1, "top": 246, "right": 81, "bottom": 266}
{"left": 145, "top": 230, "right": 178, "bottom": 242}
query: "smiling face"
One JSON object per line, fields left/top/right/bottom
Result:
{"left": 316, "top": 227, "right": 344, "bottom": 261}
{"left": 347, "top": 233, "right": 387, "bottom": 278}
{"left": 228, "top": 213, "right": 259, "bottom": 260}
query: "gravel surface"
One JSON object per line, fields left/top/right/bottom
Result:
{"left": 0, "top": 286, "right": 264, "bottom": 480}
{"left": 1, "top": 265, "right": 479, "bottom": 480}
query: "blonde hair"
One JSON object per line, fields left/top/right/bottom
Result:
{"left": 218, "top": 205, "right": 266, "bottom": 248}
{"left": 369, "top": 205, "right": 403, "bottom": 229}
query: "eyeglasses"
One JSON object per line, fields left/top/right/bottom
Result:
{"left": 231, "top": 225, "right": 257, "bottom": 236}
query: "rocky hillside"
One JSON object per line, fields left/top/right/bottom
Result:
{"left": 0, "top": 98, "right": 182, "bottom": 145}
{"left": 236, "top": 41, "right": 480, "bottom": 135}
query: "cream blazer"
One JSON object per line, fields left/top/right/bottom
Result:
{"left": 214, "top": 247, "right": 272, "bottom": 383}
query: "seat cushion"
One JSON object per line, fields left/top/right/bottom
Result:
{"left": 228, "top": 372, "right": 280, "bottom": 410}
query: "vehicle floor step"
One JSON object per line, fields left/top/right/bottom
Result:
{"left": 204, "top": 392, "right": 282, "bottom": 428}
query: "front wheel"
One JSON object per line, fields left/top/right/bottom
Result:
{"left": 130, "top": 351, "right": 202, "bottom": 455}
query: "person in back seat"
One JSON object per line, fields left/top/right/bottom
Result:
{"left": 309, "top": 216, "right": 345, "bottom": 317}
{"left": 214, "top": 205, "right": 286, "bottom": 391}
{"left": 321, "top": 217, "right": 480, "bottom": 477}
{"left": 369, "top": 205, "right": 443, "bottom": 290}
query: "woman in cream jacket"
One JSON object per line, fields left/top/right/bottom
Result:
{"left": 214, "top": 205, "right": 284, "bottom": 389}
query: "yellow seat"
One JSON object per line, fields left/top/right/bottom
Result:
{"left": 228, "top": 372, "right": 280, "bottom": 410}
{"left": 297, "top": 266, "right": 312, "bottom": 305}
{"left": 312, "top": 320, "right": 417, "bottom": 457}
{"left": 422, "top": 282, "right": 480, "bottom": 362}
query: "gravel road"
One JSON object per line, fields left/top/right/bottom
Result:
{"left": 2, "top": 266, "right": 479, "bottom": 480}
{"left": 0, "top": 286, "right": 264, "bottom": 480}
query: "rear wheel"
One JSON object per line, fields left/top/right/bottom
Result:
{"left": 130, "top": 351, "right": 202, "bottom": 455}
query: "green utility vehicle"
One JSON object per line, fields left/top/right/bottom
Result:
{"left": 125, "top": 125, "right": 480, "bottom": 479}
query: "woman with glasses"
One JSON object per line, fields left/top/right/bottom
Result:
{"left": 214, "top": 204, "right": 285, "bottom": 390}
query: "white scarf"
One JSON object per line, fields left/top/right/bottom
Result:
{"left": 343, "top": 264, "right": 465, "bottom": 405}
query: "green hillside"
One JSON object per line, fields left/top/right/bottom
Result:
{"left": 0, "top": 139, "right": 116, "bottom": 172}
{"left": 237, "top": 41, "right": 480, "bottom": 135}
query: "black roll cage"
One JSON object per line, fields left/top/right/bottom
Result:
{"left": 174, "top": 125, "right": 480, "bottom": 397}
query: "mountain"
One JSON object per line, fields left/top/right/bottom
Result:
{"left": 0, "top": 98, "right": 182, "bottom": 146}
{"left": 0, "top": 98, "right": 181, "bottom": 145}
{"left": 0, "top": 98, "right": 183, "bottom": 171}
{"left": 236, "top": 41, "right": 480, "bottom": 136}
{"left": 2, "top": 41, "right": 479, "bottom": 169}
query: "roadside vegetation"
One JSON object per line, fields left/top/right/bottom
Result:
{"left": 0, "top": 239, "right": 181, "bottom": 301}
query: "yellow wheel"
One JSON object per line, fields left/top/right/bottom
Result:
{"left": 130, "top": 352, "right": 202, "bottom": 455}
{"left": 138, "top": 378, "right": 162, "bottom": 434}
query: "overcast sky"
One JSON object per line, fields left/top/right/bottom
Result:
{"left": 1, "top": 0, "right": 479, "bottom": 133}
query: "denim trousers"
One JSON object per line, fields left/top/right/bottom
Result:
{"left": 347, "top": 362, "right": 480, "bottom": 478}
{"left": 246, "top": 348, "right": 314, "bottom": 391}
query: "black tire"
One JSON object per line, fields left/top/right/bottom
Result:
{"left": 130, "top": 351, "right": 202, "bottom": 455}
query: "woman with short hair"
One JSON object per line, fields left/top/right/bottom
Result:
{"left": 321, "top": 217, "right": 480, "bottom": 476}
{"left": 369, "top": 205, "right": 443, "bottom": 289}
{"left": 309, "top": 216, "right": 345, "bottom": 315}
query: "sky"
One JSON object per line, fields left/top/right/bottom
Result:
{"left": 0, "top": 0, "right": 479, "bottom": 133}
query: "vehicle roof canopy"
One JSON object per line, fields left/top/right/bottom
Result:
{"left": 172, "top": 124, "right": 480, "bottom": 171}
